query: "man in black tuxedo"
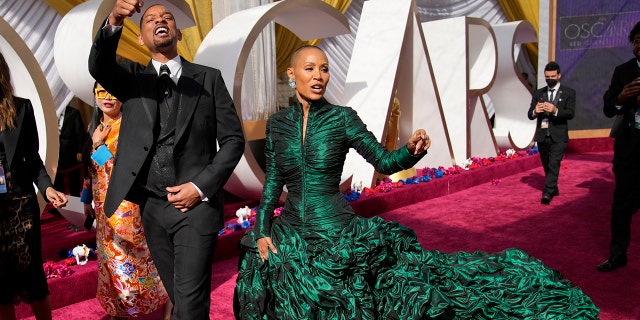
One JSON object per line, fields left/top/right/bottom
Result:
{"left": 597, "top": 21, "right": 640, "bottom": 272}
{"left": 528, "top": 61, "right": 576, "bottom": 205}
{"left": 88, "top": 0, "right": 245, "bottom": 318}
{"left": 54, "top": 105, "right": 85, "bottom": 196}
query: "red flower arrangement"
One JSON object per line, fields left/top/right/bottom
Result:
{"left": 43, "top": 260, "right": 74, "bottom": 279}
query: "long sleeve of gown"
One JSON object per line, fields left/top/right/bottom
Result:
{"left": 343, "top": 107, "right": 425, "bottom": 175}
{"left": 254, "top": 118, "right": 283, "bottom": 239}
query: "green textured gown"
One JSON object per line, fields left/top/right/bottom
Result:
{"left": 234, "top": 98, "right": 599, "bottom": 319}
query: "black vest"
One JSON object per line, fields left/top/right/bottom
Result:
{"left": 146, "top": 79, "right": 179, "bottom": 197}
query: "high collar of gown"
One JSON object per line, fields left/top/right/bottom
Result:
{"left": 291, "top": 95, "right": 330, "bottom": 116}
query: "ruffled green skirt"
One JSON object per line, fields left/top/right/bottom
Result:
{"left": 234, "top": 215, "right": 598, "bottom": 319}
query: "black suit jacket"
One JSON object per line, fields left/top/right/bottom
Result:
{"left": 1, "top": 97, "right": 54, "bottom": 197}
{"left": 88, "top": 25, "right": 245, "bottom": 235}
{"left": 603, "top": 58, "right": 640, "bottom": 145}
{"left": 527, "top": 84, "right": 576, "bottom": 143}
{"left": 57, "top": 106, "right": 86, "bottom": 170}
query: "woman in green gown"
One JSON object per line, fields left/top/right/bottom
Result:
{"left": 234, "top": 45, "right": 599, "bottom": 319}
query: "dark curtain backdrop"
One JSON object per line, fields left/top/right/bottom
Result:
{"left": 555, "top": 0, "right": 640, "bottom": 130}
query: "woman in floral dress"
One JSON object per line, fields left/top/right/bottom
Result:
{"left": 81, "top": 83, "right": 171, "bottom": 319}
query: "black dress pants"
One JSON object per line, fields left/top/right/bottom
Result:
{"left": 538, "top": 135, "right": 566, "bottom": 196}
{"left": 609, "top": 129, "right": 640, "bottom": 257}
{"left": 142, "top": 196, "right": 217, "bottom": 319}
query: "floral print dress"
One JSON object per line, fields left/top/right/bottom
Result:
{"left": 85, "top": 117, "right": 168, "bottom": 317}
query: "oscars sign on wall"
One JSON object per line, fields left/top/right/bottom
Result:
{"left": 50, "top": 0, "right": 536, "bottom": 200}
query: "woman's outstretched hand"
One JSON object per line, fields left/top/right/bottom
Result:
{"left": 407, "top": 129, "right": 430, "bottom": 155}
{"left": 257, "top": 237, "right": 278, "bottom": 262}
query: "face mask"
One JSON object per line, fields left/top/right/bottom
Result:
{"left": 546, "top": 79, "right": 558, "bottom": 88}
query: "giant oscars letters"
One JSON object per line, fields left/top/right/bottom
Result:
{"left": 48, "top": 0, "right": 537, "bottom": 200}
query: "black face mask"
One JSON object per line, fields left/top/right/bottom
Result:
{"left": 546, "top": 79, "right": 558, "bottom": 88}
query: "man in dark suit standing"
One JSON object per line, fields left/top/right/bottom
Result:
{"left": 527, "top": 61, "right": 576, "bottom": 205}
{"left": 597, "top": 21, "right": 640, "bottom": 272}
{"left": 54, "top": 105, "right": 86, "bottom": 196}
{"left": 88, "top": 0, "right": 245, "bottom": 318}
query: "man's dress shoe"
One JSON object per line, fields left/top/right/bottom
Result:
{"left": 541, "top": 195, "right": 552, "bottom": 204}
{"left": 596, "top": 256, "right": 627, "bottom": 272}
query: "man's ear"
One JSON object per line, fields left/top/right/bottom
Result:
{"left": 177, "top": 29, "right": 183, "bottom": 41}
{"left": 137, "top": 33, "right": 144, "bottom": 46}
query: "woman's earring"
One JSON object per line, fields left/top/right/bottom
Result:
{"left": 288, "top": 77, "right": 296, "bottom": 89}
{"left": 94, "top": 102, "right": 99, "bottom": 108}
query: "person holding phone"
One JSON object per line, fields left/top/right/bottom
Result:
{"left": 598, "top": 20, "right": 640, "bottom": 272}
{"left": 527, "top": 61, "right": 576, "bottom": 204}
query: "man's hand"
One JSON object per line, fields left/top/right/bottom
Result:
{"left": 542, "top": 101, "right": 556, "bottom": 114}
{"left": 617, "top": 78, "right": 640, "bottom": 105}
{"left": 536, "top": 101, "right": 556, "bottom": 114}
{"left": 109, "top": 0, "right": 144, "bottom": 26}
{"left": 166, "top": 183, "right": 201, "bottom": 213}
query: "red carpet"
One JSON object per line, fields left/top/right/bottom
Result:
{"left": 17, "top": 138, "right": 640, "bottom": 320}
{"left": 380, "top": 152, "right": 638, "bottom": 320}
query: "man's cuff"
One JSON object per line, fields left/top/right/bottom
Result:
{"left": 102, "top": 16, "right": 123, "bottom": 35}
{"left": 190, "top": 182, "right": 208, "bottom": 202}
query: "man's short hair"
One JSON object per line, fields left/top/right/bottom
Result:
{"left": 628, "top": 21, "right": 640, "bottom": 43}
{"left": 544, "top": 61, "right": 561, "bottom": 74}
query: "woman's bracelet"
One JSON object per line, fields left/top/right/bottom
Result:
{"left": 92, "top": 141, "right": 103, "bottom": 150}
